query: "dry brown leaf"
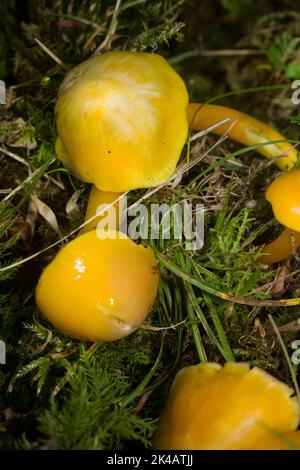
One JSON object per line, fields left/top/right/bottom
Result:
{"left": 9, "top": 219, "right": 32, "bottom": 244}
{"left": 57, "top": 18, "right": 86, "bottom": 29}
{"left": 26, "top": 199, "right": 38, "bottom": 238}
{"left": 31, "top": 193, "right": 61, "bottom": 235}
{"left": 270, "top": 265, "right": 291, "bottom": 296}
{"left": 278, "top": 319, "right": 300, "bottom": 332}
{"left": 253, "top": 317, "right": 266, "bottom": 339}
{"left": 66, "top": 189, "right": 83, "bottom": 220}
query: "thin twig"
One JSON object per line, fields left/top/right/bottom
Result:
{"left": 34, "top": 38, "right": 68, "bottom": 69}
{"left": 94, "top": 0, "right": 122, "bottom": 54}
{"left": 3, "top": 169, "right": 43, "bottom": 202}
{"left": 83, "top": 25, "right": 105, "bottom": 51}
{"left": 268, "top": 315, "right": 300, "bottom": 408}
{"left": 0, "top": 192, "right": 129, "bottom": 271}
{"left": 189, "top": 118, "right": 230, "bottom": 142}
{"left": 199, "top": 49, "right": 265, "bottom": 57}
{"left": 140, "top": 319, "right": 186, "bottom": 331}
{"left": 279, "top": 318, "right": 300, "bottom": 332}
{"left": 3, "top": 159, "right": 56, "bottom": 202}
{"left": 0, "top": 147, "right": 65, "bottom": 190}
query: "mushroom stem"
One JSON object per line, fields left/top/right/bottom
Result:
{"left": 187, "top": 103, "right": 297, "bottom": 170}
{"left": 82, "top": 185, "right": 124, "bottom": 234}
{"left": 258, "top": 227, "right": 300, "bottom": 264}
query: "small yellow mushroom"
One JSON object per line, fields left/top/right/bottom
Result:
{"left": 153, "top": 362, "right": 300, "bottom": 450}
{"left": 259, "top": 168, "right": 300, "bottom": 264}
{"left": 55, "top": 51, "right": 189, "bottom": 231}
{"left": 187, "top": 103, "right": 297, "bottom": 170}
{"left": 36, "top": 230, "right": 159, "bottom": 342}
{"left": 82, "top": 186, "right": 124, "bottom": 234}
{"left": 55, "top": 51, "right": 189, "bottom": 192}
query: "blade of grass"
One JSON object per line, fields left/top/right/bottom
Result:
{"left": 118, "top": 332, "right": 166, "bottom": 407}
{"left": 201, "top": 292, "right": 235, "bottom": 361}
{"left": 268, "top": 315, "right": 300, "bottom": 408}
{"left": 156, "top": 250, "right": 300, "bottom": 307}
{"left": 178, "top": 252, "right": 207, "bottom": 361}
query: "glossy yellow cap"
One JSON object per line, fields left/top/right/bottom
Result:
{"left": 266, "top": 168, "right": 300, "bottom": 232}
{"left": 36, "top": 230, "right": 159, "bottom": 341}
{"left": 153, "top": 362, "right": 299, "bottom": 450}
{"left": 55, "top": 51, "right": 189, "bottom": 192}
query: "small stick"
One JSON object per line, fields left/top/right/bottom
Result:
{"left": 0, "top": 147, "right": 65, "bottom": 190}
{"left": 269, "top": 314, "right": 300, "bottom": 408}
{"left": 189, "top": 118, "right": 230, "bottom": 142}
{"left": 94, "top": 0, "right": 122, "bottom": 53}
{"left": 34, "top": 38, "right": 68, "bottom": 69}
{"left": 199, "top": 49, "right": 265, "bottom": 57}
{"left": 279, "top": 319, "right": 300, "bottom": 332}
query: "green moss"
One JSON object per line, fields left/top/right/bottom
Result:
{"left": 1, "top": 0, "right": 300, "bottom": 451}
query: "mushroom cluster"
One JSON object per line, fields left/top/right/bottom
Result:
{"left": 36, "top": 51, "right": 189, "bottom": 342}
{"left": 34, "top": 51, "right": 300, "bottom": 448}
{"left": 36, "top": 51, "right": 297, "bottom": 340}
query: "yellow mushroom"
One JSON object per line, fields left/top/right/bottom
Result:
{"left": 55, "top": 51, "right": 189, "bottom": 230}
{"left": 36, "top": 230, "right": 159, "bottom": 342}
{"left": 153, "top": 362, "right": 300, "bottom": 450}
{"left": 259, "top": 169, "right": 300, "bottom": 264}
{"left": 56, "top": 53, "right": 296, "bottom": 232}
{"left": 82, "top": 186, "right": 124, "bottom": 233}
{"left": 187, "top": 103, "right": 297, "bottom": 170}
{"left": 56, "top": 52, "right": 188, "bottom": 191}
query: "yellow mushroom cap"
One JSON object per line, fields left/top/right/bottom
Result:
{"left": 35, "top": 230, "right": 159, "bottom": 342}
{"left": 153, "top": 362, "right": 299, "bottom": 450}
{"left": 55, "top": 51, "right": 189, "bottom": 192}
{"left": 266, "top": 168, "right": 300, "bottom": 232}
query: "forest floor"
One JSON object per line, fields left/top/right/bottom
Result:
{"left": 1, "top": 0, "right": 300, "bottom": 450}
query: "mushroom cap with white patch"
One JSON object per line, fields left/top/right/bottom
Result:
{"left": 55, "top": 51, "right": 189, "bottom": 192}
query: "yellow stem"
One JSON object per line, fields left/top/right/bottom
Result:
{"left": 259, "top": 227, "right": 300, "bottom": 264}
{"left": 187, "top": 103, "right": 297, "bottom": 170}
{"left": 82, "top": 185, "right": 124, "bottom": 234}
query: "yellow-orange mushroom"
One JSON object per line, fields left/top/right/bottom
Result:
{"left": 153, "top": 362, "right": 300, "bottom": 450}
{"left": 55, "top": 51, "right": 189, "bottom": 228}
{"left": 259, "top": 168, "right": 300, "bottom": 264}
{"left": 56, "top": 52, "right": 188, "bottom": 192}
{"left": 36, "top": 230, "right": 159, "bottom": 342}
{"left": 56, "top": 53, "right": 296, "bottom": 231}
{"left": 187, "top": 103, "right": 297, "bottom": 170}
{"left": 81, "top": 186, "right": 124, "bottom": 234}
